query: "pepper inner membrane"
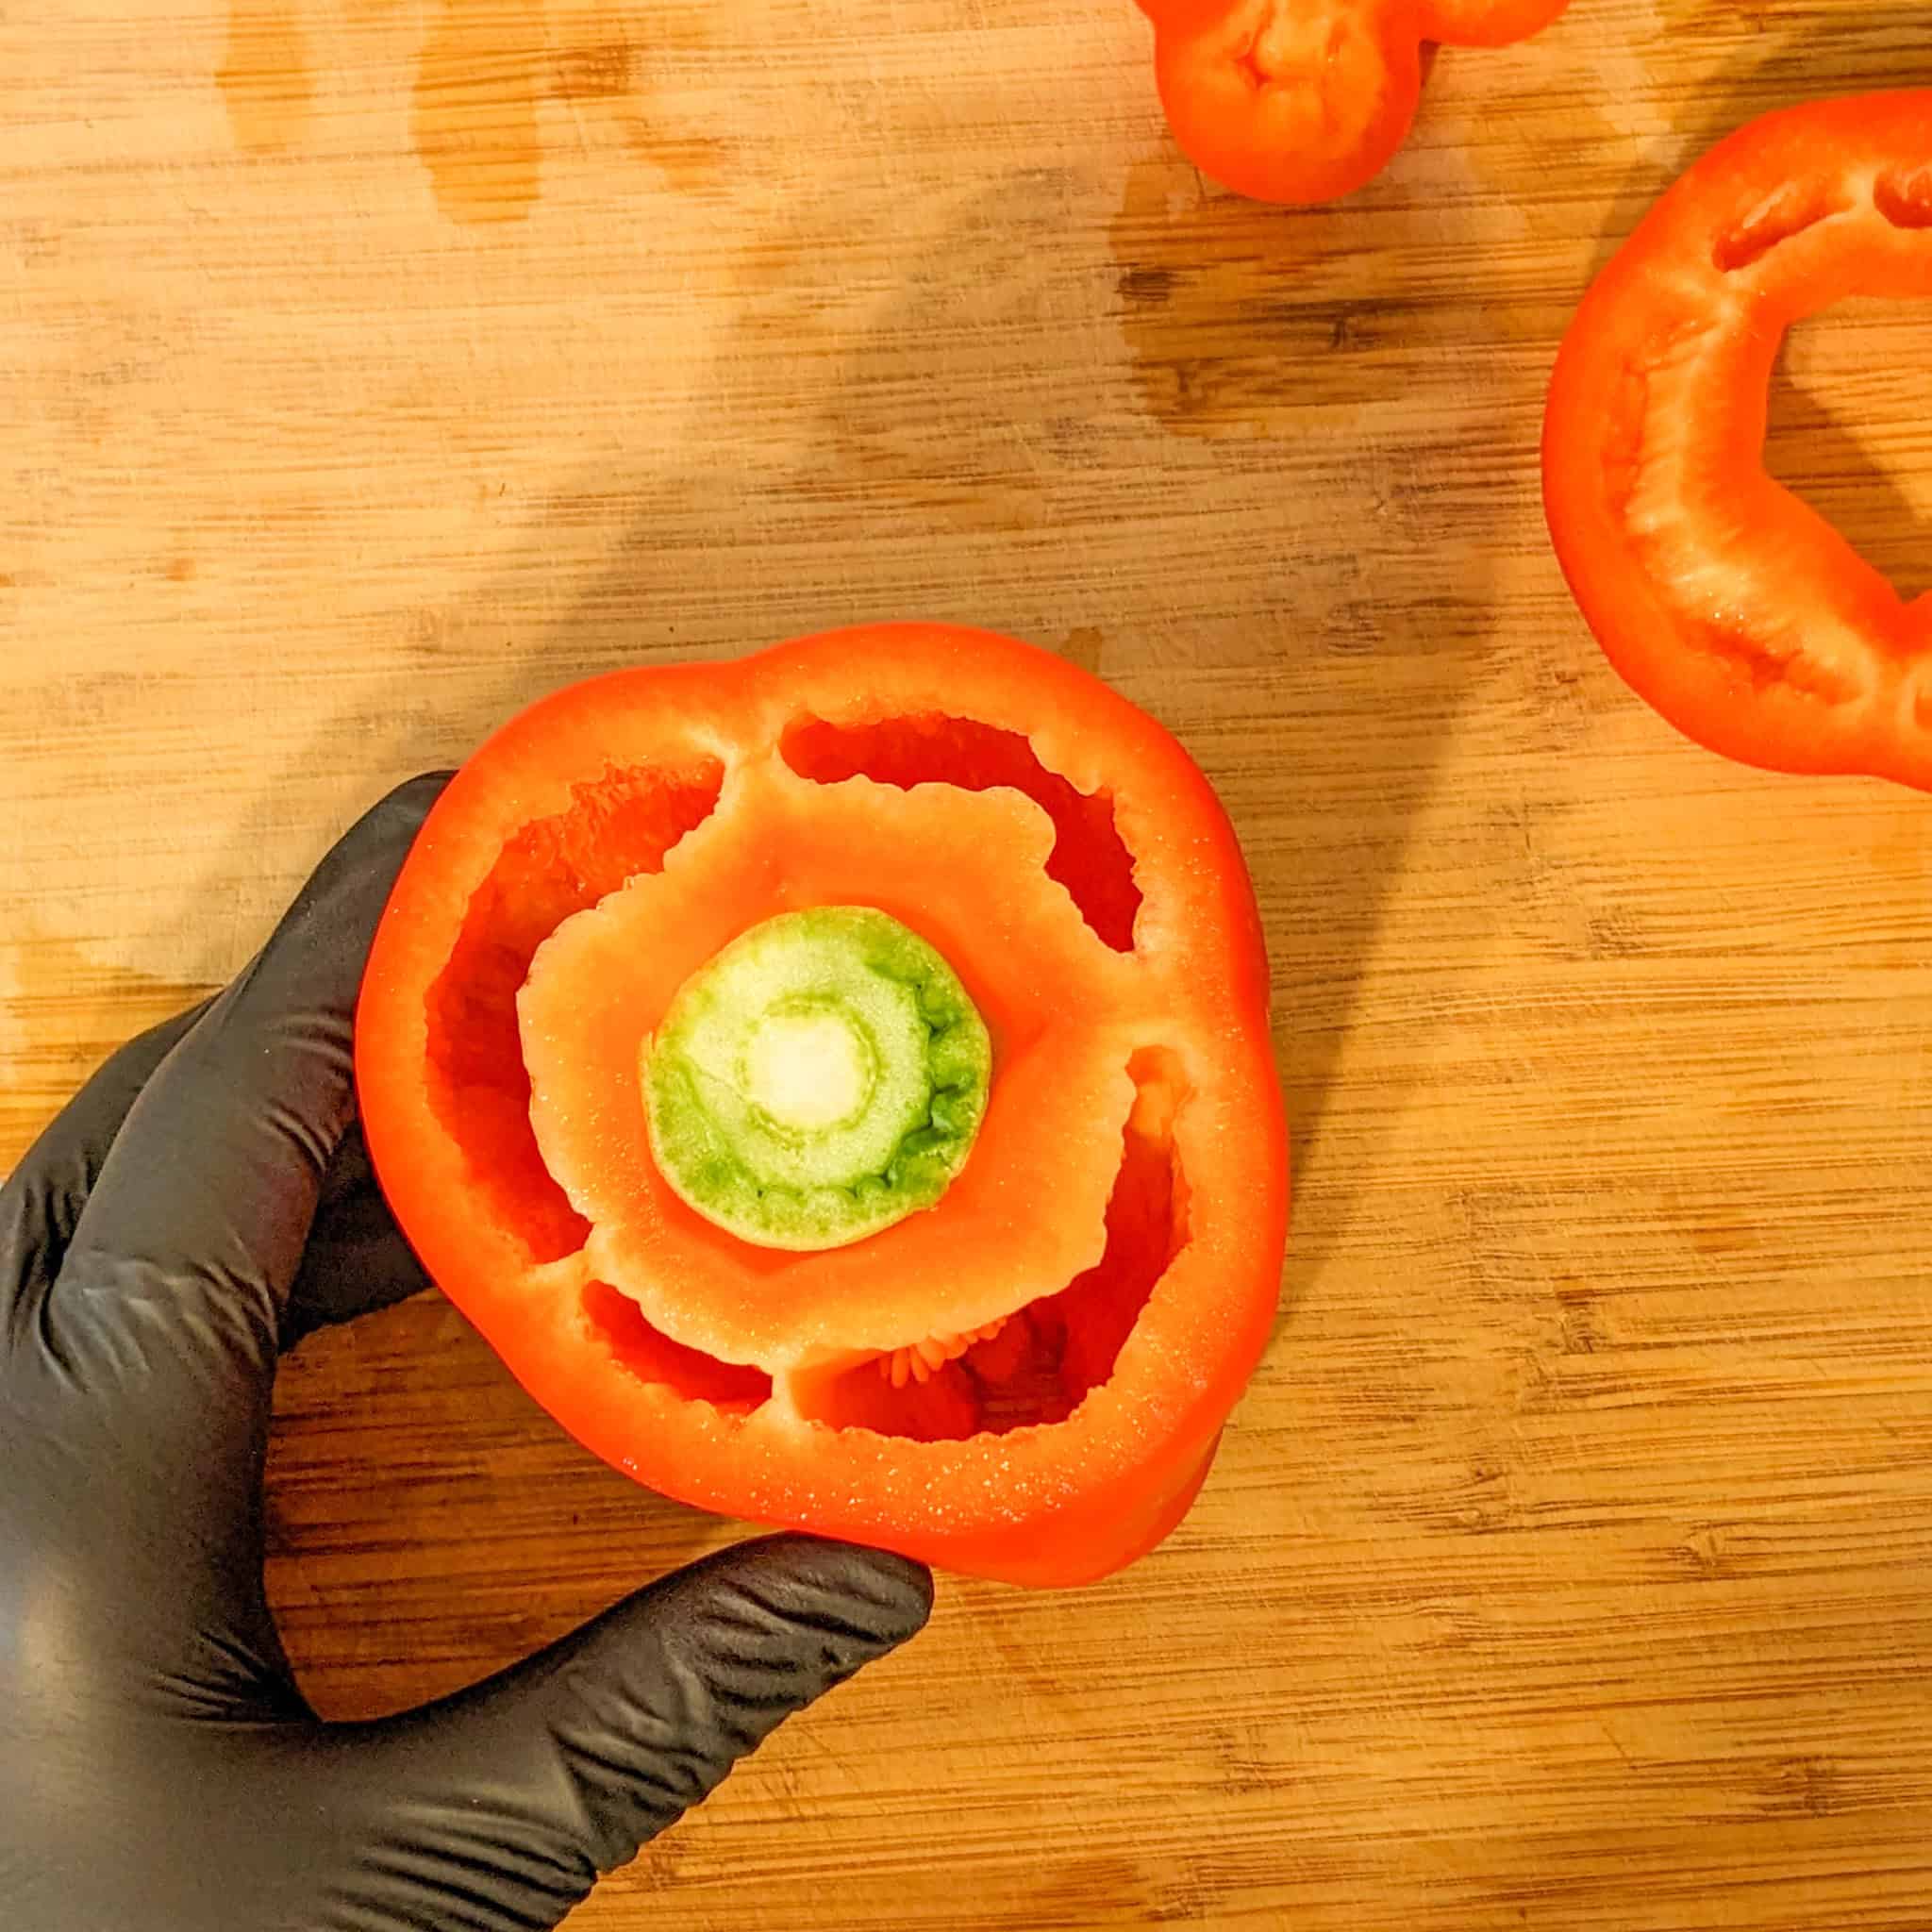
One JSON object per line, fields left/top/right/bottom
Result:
{"left": 1604, "top": 281, "right": 1932, "bottom": 683}
{"left": 781, "top": 711, "right": 1143, "bottom": 953}
{"left": 582, "top": 1283, "right": 775, "bottom": 1417}
{"left": 423, "top": 761, "right": 724, "bottom": 1262}
{"left": 426, "top": 749, "right": 1179, "bottom": 1438}
{"left": 782, "top": 1047, "right": 1191, "bottom": 1441}
{"left": 577, "top": 1047, "right": 1189, "bottom": 1435}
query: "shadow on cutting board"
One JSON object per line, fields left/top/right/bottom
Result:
{"left": 1103, "top": 154, "right": 1511, "bottom": 1304}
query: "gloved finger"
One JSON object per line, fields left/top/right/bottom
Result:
{"left": 2, "top": 996, "right": 211, "bottom": 1346}
{"left": 15, "top": 778, "right": 450, "bottom": 1711}
{"left": 56, "top": 774, "right": 451, "bottom": 1385}
{"left": 341, "top": 1537, "right": 934, "bottom": 1929}
{"left": 281, "top": 1119, "right": 432, "bottom": 1350}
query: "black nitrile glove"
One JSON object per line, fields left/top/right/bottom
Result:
{"left": 0, "top": 775, "right": 933, "bottom": 1931}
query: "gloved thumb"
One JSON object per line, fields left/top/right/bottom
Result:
{"left": 327, "top": 1535, "right": 933, "bottom": 1930}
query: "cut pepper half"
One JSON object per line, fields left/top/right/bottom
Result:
{"left": 1543, "top": 92, "right": 1932, "bottom": 789}
{"left": 1138, "top": 0, "right": 1571, "bottom": 206}
{"left": 355, "top": 625, "right": 1288, "bottom": 1586}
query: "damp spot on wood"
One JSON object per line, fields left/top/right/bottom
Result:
{"left": 1059, "top": 626, "right": 1106, "bottom": 675}
{"left": 412, "top": 0, "right": 545, "bottom": 225}
{"left": 218, "top": 0, "right": 314, "bottom": 156}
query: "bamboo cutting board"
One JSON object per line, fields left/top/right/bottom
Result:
{"left": 6, "top": 1, "right": 1932, "bottom": 1925}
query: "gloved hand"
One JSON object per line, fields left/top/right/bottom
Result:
{"left": 0, "top": 774, "right": 933, "bottom": 1932}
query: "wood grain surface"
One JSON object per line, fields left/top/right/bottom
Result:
{"left": 6, "top": 1, "right": 1932, "bottom": 1924}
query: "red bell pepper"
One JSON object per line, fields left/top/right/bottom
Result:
{"left": 1138, "top": 0, "right": 1571, "bottom": 206}
{"left": 356, "top": 625, "right": 1288, "bottom": 1587}
{"left": 1544, "top": 92, "right": 1932, "bottom": 787}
